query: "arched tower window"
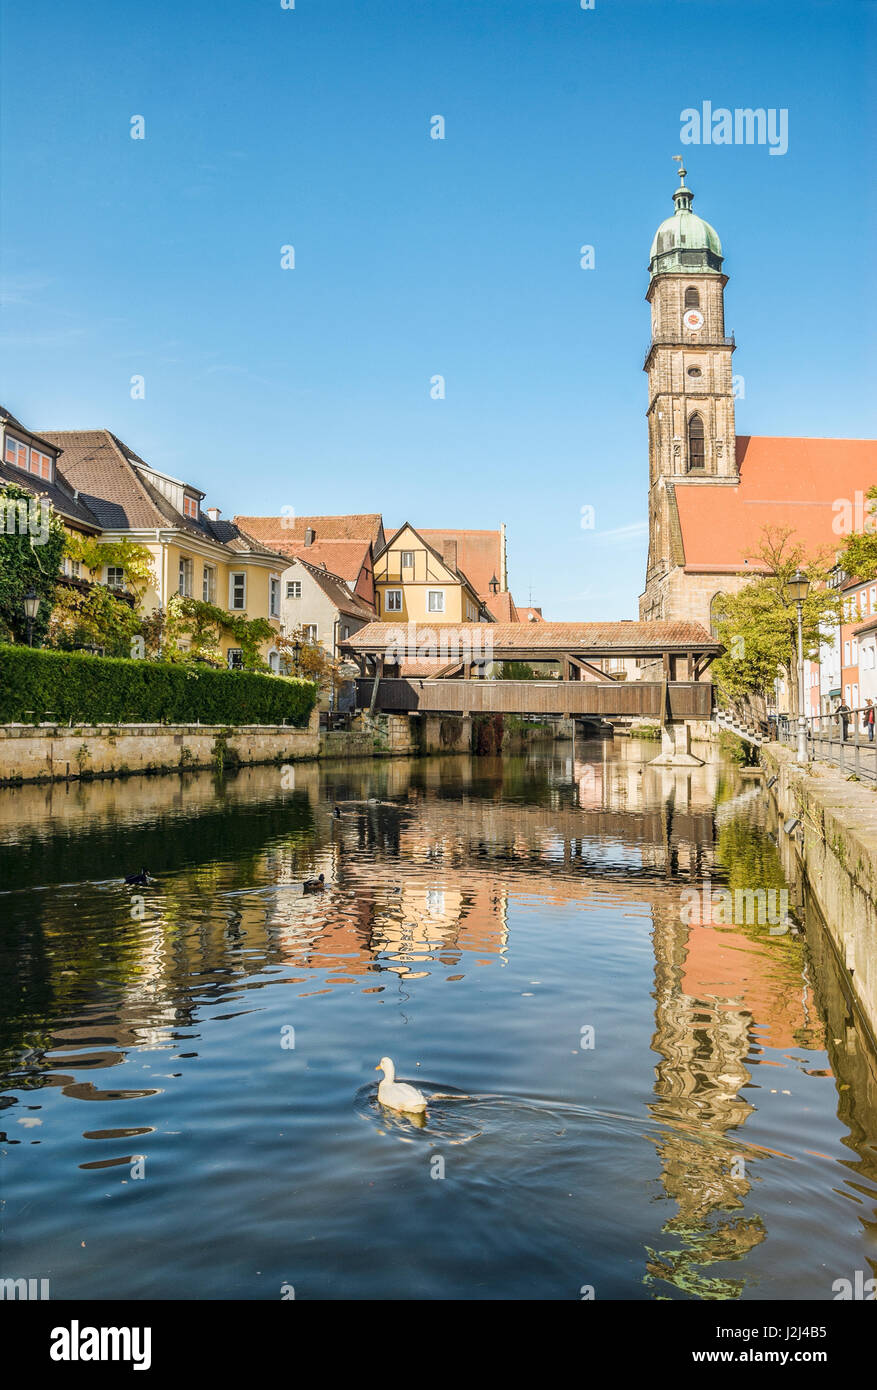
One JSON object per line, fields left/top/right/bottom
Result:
{"left": 687, "top": 414, "right": 705, "bottom": 470}
{"left": 709, "top": 592, "right": 727, "bottom": 639}
{"left": 684, "top": 286, "right": 700, "bottom": 308}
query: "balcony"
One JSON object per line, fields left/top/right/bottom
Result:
{"left": 644, "top": 333, "right": 735, "bottom": 364}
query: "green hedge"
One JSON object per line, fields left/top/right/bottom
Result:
{"left": 0, "top": 645, "right": 318, "bottom": 727}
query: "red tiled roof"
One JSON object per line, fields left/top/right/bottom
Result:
{"left": 40, "top": 429, "right": 286, "bottom": 560}
{"left": 519, "top": 607, "right": 544, "bottom": 623}
{"left": 675, "top": 436, "right": 877, "bottom": 572}
{"left": 416, "top": 529, "right": 503, "bottom": 602}
{"left": 255, "top": 536, "right": 372, "bottom": 579}
{"left": 345, "top": 620, "right": 717, "bottom": 652}
{"left": 485, "top": 590, "right": 519, "bottom": 622}
{"left": 235, "top": 514, "right": 384, "bottom": 548}
{"left": 293, "top": 556, "right": 376, "bottom": 621}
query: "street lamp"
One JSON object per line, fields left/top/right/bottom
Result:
{"left": 23, "top": 587, "right": 39, "bottom": 647}
{"left": 291, "top": 639, "right": 301, "bottom": 675}
{"left": 782, "top": 569, "right": 810, "bottom": 764}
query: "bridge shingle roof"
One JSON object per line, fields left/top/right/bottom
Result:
{"left": 344, "top": 620, "right": 718, "bottom": 653}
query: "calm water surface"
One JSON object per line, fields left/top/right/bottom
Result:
{"left": 1, "top": 739, "right": 876, "bottom": 1300}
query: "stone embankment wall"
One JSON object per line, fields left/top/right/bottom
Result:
{"left": 762, "top": 743, "right": 877, "bottom": 1043}
{"left": 0, "top": 711, "right": 419, "bottom": 784}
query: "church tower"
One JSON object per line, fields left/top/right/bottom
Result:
{"left": 641, "top": 162, "right": 737, "bottom": 619}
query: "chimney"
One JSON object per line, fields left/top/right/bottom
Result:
{"left": 305, "top": 527, "right": 315, "bottom": 547}
{"left": 441, "top": 538, "right": 458, "bottom": 571}
{"left": 206, "top": 506, "right": 221, "bottom": 521}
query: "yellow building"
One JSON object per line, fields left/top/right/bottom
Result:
{"left": 37, "top": 428, "right": 285, "bottom": 668}
{"left": 374, "top": 523, "right": 491, "bottom": 624}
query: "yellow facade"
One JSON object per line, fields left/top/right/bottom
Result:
{"left": 71, "top": 533, "right": 282, "bottom": 666}
{"left": 374, "top": 524, "right": 483, "bottom": 624}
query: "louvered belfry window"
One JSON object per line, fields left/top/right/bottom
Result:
{"left": 688, "top": 415, "right": 705, "bottom": 470}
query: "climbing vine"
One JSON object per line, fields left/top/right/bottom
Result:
{"left": 0, "top": 483, "right": 67, "bottom": 644}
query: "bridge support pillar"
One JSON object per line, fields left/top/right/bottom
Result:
{"left": 649, "top": 721, "right": 704, "bottom": 767}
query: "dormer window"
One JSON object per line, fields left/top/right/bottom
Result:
{"left": 183, "top": 494, "right": 199, "bottom": 520}
{"left": 4, "top": 436, "right": 53, "bottom": 481}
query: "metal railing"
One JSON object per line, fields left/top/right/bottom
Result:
{"left": 776, "top": 707, "right": 877, "bottom": 780}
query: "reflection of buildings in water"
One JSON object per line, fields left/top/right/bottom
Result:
{"left": 645, "top": 887, "right": 821, "bottom": 1297}
{"left": 370, "top": 882, "right": 509, "bottom": 975}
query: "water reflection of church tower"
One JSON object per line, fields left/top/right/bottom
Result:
{"left": 645, "top": 870, "right": 764, "bottom": 1295}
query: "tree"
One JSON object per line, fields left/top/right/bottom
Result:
{"left": 277, "top": 626, "right": 342, "bottom": 691}
{"left": 151, "top": 595, "right": 276, "bottom": 670}
{"left": 500, "top": 661, "right": 539, "bottom": 679}
{"left": 836, "top": 483, "right": 877, "bottom": 581}
{"left": 0, "top": 484, "right": 66, "bottom": 644}
{"left": 47, "top": 536, "right": 156, "bottom": 656}
{"left": 711, "top": 527, "right": 840, "bottom": 715}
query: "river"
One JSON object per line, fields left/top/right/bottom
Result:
{"left": 1, "top": 737, "right": 876, "bottom": 1300}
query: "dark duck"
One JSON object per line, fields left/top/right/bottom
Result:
{"left": 124, "top": 868, "right": 150, "bottom": 886}
{"left": 303, "top": 873, "right": 325, "bottom": 892}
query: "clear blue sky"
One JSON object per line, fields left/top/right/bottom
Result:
{"left": 1, "top": 0, "right": 874, "bottom": 618}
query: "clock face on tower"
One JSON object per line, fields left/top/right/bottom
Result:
{"left": 683, "top": 308, "right": 704, "bottom": 332}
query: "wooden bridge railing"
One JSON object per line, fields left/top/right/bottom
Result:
{"left": 355, "top": 679, "right": 713, "bottom": 720}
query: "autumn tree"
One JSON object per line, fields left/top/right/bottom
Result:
{"left": 711, "top": 527, "right": 840, "bottom": 715}
{"left": 835, "top": 483, "right": 877, "bottom": 581}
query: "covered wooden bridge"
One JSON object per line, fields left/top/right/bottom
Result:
{"left": 341, "top": 620, "right": 721, "bottom": 722}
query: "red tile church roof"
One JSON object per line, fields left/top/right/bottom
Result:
{"left": 674, "top": 436, "right": 877, "bottom": 572}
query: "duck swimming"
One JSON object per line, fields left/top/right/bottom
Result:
{"left": 124, "top": 868, "right": 150, "bottom": 886}
{"left": 303, "top": 873, "right": 325, "bottom": 892}
{"left": 375, "top": 1057, "right": 427, "bottom": 1114}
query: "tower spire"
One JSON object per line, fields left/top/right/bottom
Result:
{"left": 671, "top": 155, "right": 694, "bottom": 212}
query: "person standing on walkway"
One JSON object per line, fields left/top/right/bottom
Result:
{"left": 837, "top": 699, "right": 851, "bottom": 741}
{"left": 866, "top": 699, "right": 875, "bottom": 742}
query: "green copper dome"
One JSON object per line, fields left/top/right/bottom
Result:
{"left": 649, "top": 165, "right": 723, "bottom": 277}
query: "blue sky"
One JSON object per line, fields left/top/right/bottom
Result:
{"left": 1, "top": 0, "right": 874, "bottom": 618}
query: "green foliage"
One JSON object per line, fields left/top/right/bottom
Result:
{"left": 48, "top": 583, "right": 142, "bottom": 657}
{"left": 0, "top": 644, "right": 317, "bottom": 726}
{"left": 836, "top": 484, "right": 877, "bottom": 581}
{"left": 152, "top": 595, "right": 275, "bottom": 670}
{"left": 499, "top": 661, "right": 539, "bottom": 680}
{"left": 0, "top": 484, "right": 66, "bottom": 643}
{"left": 711, "top": 527, "right": 840, "bottom": 711}
{"left": 64, "top": 534, "right": 155, "bottom": 596}
{"left": 277, "top": 625, "right": 342, "bottom": 690}
{"left": 48, "top": 536, "right": 156, "bottom": 655}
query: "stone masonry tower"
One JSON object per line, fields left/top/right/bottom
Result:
{"left": 641, "top": 162, "right": 737, "bottom": 620}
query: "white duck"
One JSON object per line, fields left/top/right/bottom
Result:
{"left": 375, "top": 1057, "right": 427, "bottom": 1114}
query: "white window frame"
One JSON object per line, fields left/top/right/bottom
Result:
{"left": 183, "top": 494, "right": 199, "bottom": 520}
{"left": 178, "top": 556, "right": 194, "bottom": 597}
{"left": 400, "top": 550, "right": 414, "bottom": 569}
{"left": 202, "top": 564, "right": 216, "bottom": 603}
{"left": 229, "top": 571, "right": 247, "bottom": 611}
{"left": 4, "top": 436, "right": 29, "bottom": 470}
{"left": 227, "top": 647, "right": 243, "bottom": 670}
{"left": 106, "top": 565, "right": 125, "bottom": 590}
{"left": 303, "top": 624, "right": 318, "bottom": 643}
{"left": 286, "top": 580, "right": 301, "bottom": 599}
{"left": 30, "top": 448, "right": 52, "bottom": 481}
{"left": 427, "top": 589, "right": 445, "bottom": 614}
{"left": 385, "top": 589, "right": 402, "bottom": 612}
